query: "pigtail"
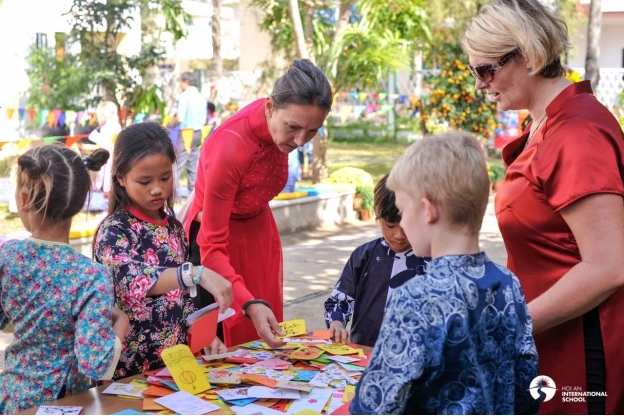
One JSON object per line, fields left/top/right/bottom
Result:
{"left": 83, "top": 149, "right": 110, "bottom": 172}
{"left": 16, "top": 152, "right": 53, "bottom": 217}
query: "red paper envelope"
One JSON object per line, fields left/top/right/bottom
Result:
{"left": 186, "top": 304, "right": 219, "bottom": 354}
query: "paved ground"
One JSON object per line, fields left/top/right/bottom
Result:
{"left": 0, "top": 196, "right": 506, "bottom": 370}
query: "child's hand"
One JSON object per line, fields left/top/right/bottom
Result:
{"left": 198, "top": 268, "right": 233, "bottom": 313}
{"left": 111, "top": 306, "right": 129, "bottom": 341}
{"left": 329, "top": 321, "right": 349, "bottom": 344}
{"left": 203, "top": 337, "right": 228, "bottom": 356}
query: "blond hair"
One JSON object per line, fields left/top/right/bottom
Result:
{"left": 387, "top": 132, "right": 490, "bottom": 235}
{"left": 461, "top": 0, "right": 569, "bottom": 77}
{"left": 96, "top": 101, "right": 120, "bottom": 125}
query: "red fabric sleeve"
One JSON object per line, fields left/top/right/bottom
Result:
{"left": 198, "top": 127, "right": 255, "bottom": 317}
{"left": 533, "top": 116, "right": 624, "bottom": 212}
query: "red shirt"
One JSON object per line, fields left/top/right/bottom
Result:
{"left": 496, "top": 81, "right": 624, "bottom": 414}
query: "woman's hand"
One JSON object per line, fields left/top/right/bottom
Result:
{"left": 245, "top": 303, "right": 286, "bottom": 349}
{"left": 198, "top": 268, "right": 233, "bottom": 313}
{"left": 203, "top": 337, "right": 228, "bottom": 355}
{"left": 329, "top": 321, "right": 350, "bottom": 344}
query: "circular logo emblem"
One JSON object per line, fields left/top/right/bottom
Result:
{"left": 529, "top": 375, "right": 557, "bottom": 402}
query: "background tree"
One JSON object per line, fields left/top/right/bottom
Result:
{"left": 66, "top": 0, "right": 191, "bottom": 113}
{"left": 584, "top": 0, "right": 601, "bottom": 89}
{"left": 251, "top": 0, "right": 430, "bottom": 181}
{"left": 211, "top": 0, "right": 224, "bottom": 97}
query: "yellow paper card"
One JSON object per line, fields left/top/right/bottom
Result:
{"left": 278, "top": 319, "right": 307, "bottom": 338}
{"left": 317, "top": 343, "right": 358, "bottom": 355}
{"left": 355, "top": 348, "right": 366, "bottom": 358}
{"left": 161, "top": 344, "right": 211, "bottom": 394}
{"left": 294, "top": 411, "right": 321, "bottom": 415}
{"left": 343, "top": 385, "right": 356, "bottom": 403}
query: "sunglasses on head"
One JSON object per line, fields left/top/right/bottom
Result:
{"left": 468, "top": 49, "right": 519, "bottom": 83}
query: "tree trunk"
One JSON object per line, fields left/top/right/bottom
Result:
{"left": 312, "top": 127, "right": 328, "bottom": 183}
{"left": 212, "top": 0, "right": 223, "bottom": 85}
{"left": 327, "top": 0, "right": 352, "bottom": 79}
{"left": 287, "top": 0, "right": 310, "bottom": 60}
{"left": 304, "top": 0, "right": 314, "bottom": 57}
{"left": 584, "top": 0, "right": 602, "bottom": 90}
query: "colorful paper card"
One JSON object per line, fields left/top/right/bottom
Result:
{"left": 241, "top": 373, "right": 279, "bottom": 388}
{"left": 159, "top": 380, "right": 179, "bottom": 392}
{"left": 282, "top": 338, "right": 331, "bottom": 344}
{"left": 338, "top": 362, "right": 366, "bottom": 371}
{"left": 277, "top": 319, "right": 307, "bottom": 338}
{"left": 275, "top": 380, "right": 313, "bottom": 393}
{"left": 350, "top": 354, "right": 371, "bottom": 367}
{"left": 252, "top": 358, "right": 291, "bottom": 370}
{"left": 111, "top": 410, "right": 148, "bottom": 415}
{"left": 102, "top": 382, "right": 146, "bottom": 398}
{"left": 261, "top": 342, "right": 303, "bottom": 350}
{"left": 224, "top": 398, "right": 258, "bottom": 406}
{"left": 36, "top": 406, "right": 82, "bottom": 415}
{"left": 230, "top": 403, "right": 285, "bottom": 415}
{"left": 286, "top": 388, "right": 333, "bottom": 415}
{"left": 217, "top": 387, "right": 252, "bottom": 401}
{"left": 160, "top": 344, "right": 211, "bottom": 394}
{"left": 237, "top": 366, "right": 294, "bottom": 381}
{"left": 316, "top": 343, "right": 359, "bottom": 355}
{"left": 239, "top": 341, "right": 266, "bottom": 350}
{"left": 225, "top": 356, "right": 258, "bottom": 364}
{"left": 202, "top": 351, "right": 239, "bottom": 361}
{"left": 289, "top": 347, "right": 324, "bottom": 361}
{"left": 248, "top": 386, "right": 302, "bottom": 400}
{"left": 206, "top": 400, "right": 235, "bottom": 415}
{"left": 237, "top": 349, "right": 275, "bottom": 361}
{"left": 291, "top": 370, "right": 319, "bottom": 382}
{"left": 208, "top": 369, "right": 241, "bottom": 385}
{"left": 325, "top": 355, "right": 361, "bottom": 364}
{"left": 155, "top": 390, "right": 220, "bottom": 415}
{"left": 326, "top": 389, "right": 345, "bottom": 414}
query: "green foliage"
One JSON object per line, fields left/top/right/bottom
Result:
{"left": 251, "top": 0, "right": 430, "bottom": 92}
{"left": 421, "top": 28, "right": 498, "bottom": 141}
{"left": 127, "top": 84, "right": 165, "bottom": 116}
{"left": 328, "top": 167, "right": 374, "bottom": 194}
{"left": 487, "top": 163, "right": 506, "bottom": 183}
{"left": 359, "top": 185, "right": 375, "bottom": 211}
{"left": 65, "top": 0, "right": 191, "bottom": 108}
{"left": 25, "top": 45, "right": 90, "bottom": 110}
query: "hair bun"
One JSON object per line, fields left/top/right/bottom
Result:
{"left": 18, "top": 155, "right": 43, "bottom": 179}
{"left": 84, "top": 148, "right": 110, "bottom": 172}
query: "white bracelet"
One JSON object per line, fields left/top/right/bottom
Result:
{"left": 181, "top": 262, "right": 194, "bottom": 288}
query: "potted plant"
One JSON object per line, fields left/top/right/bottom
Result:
{"left": 328, "top": 167, "right": 374, "bottom": 211}
{"left": 359, "top": 186, "right": 375, "bottom": 221}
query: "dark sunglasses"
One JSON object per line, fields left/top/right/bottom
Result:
{"left": 468, "top": 49, "right": 519, "bottom": 83}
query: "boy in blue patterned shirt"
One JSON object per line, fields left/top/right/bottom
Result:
{"left": 350, "top": 132, "right": 539, "bottom": 415}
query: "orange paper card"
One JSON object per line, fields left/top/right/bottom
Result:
{"left": 241, "top": 374, "right": 279, "bottom": 388}
{"left": 142, "top": 385, "right": 176, "bottom": 397}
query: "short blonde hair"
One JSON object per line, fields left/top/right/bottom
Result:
{"left": 387, "top": 132, "right": 490, "bottom": 235}
{"left": 461, "top": 0, "right": 569, "bottom": 77}
{"left": 96, "top": 101, "right": 120, "bottom": 124}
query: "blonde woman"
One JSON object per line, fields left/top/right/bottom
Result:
{"left": 90, "top": 101, "right": 122, "bottom": 195}
{"left": 463, "top": 0, "right": 624, "bottom": 414}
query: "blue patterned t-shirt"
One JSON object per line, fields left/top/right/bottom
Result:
{"left": 350, "top": 252, "right": 539, "bottom": 415}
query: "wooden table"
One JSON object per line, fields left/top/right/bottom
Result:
{"left": 20, "top": 343, "right": 371, "bottom": 415}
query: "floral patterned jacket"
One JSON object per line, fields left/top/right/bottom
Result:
{"left": 94, "top": 207, "right": 194, "bottom": 379}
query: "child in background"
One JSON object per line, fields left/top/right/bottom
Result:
{"left": 350, "top": 132, "right": 538, "bottom": 415}
{"left": 0, "top": 145, "right": 128, "bottom": 414}
{"left": 324, "top": 174, "right": 428, "bottom": 347}
{"left": 93, "top": 122, "right": 233, "bottom": 379}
